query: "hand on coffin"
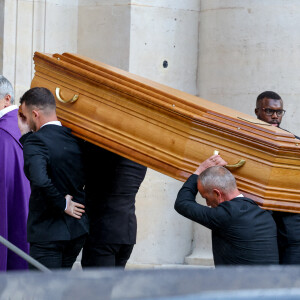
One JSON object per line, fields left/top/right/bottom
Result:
{"left": 193, "top": 155, "right": 227, "bottom": 175}
{"left": 18, "top": 109, "right": 31, "bottom": 135}
{"left": 65, "top": 194, "right": 85, "bottom": 219}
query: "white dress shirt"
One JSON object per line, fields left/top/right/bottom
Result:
{"left": 40, "top": 120, "right": 62, "bottom": 128}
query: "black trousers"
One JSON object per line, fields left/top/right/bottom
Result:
{"left": 81, "top": 242, "right": 134, "bottom": 268}
{"left": 29, "top": 234, "right": 86, "bottom": 270}
{"left": 272, "top": 211, "right": 300, "bottom": 264}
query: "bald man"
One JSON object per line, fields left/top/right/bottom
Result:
{"left": 175, "top": 156, "right": 279, "bottom": 266}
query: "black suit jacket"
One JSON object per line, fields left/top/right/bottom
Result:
{"left": 84, "top": 142, "right": 147, "bottom": 244}
{"left": 21, "top": 125, "right": 89, "bottom": 243}
{"left": 175, "top": 175, "right": 279, "bottom": 265}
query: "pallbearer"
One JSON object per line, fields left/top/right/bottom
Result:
{"left": 175, "top": 155, "right": 279, "bottom": 265}
{"left": 19, "top": 87, "right": 88, "bottom": 270}
{"left": 82, "top": 142, "right": 147, "bottom": 268}
{"left": 255, "top": 91, "right": 300, "bottom": 264}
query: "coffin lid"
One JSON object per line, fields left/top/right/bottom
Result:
{"left": 34, "top": 52, "right": 299, "bottom": 154}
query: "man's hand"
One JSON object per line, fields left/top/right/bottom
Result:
{"left": 193, "top": 154, "right": 227, "bottom": 175}
{"left": 18, "top": 110, "right": 30, "bottom": 135}
{"left": 65, "top": 194, "right": 85, "bottom": 219}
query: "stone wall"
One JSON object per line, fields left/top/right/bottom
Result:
{"left": 198, "top": 0, "right": 300, "bottom": 134}
{"left": 78, "top": 0, "right": 131, "bottom": 71}
{"left": 1, "top": 0, "right": 78, "bottom": 102}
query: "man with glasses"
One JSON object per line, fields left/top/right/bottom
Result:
{"left": 255, "top": 91, "right": 300, "bottom": 264}
{"left": 255, "top": 91, "right": 286, "bottom": 127}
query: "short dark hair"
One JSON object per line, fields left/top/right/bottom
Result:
{"left": 20, "top": 87, "right": 56, "bottom": 111}
{"left": 256, "top": 91, "right": 282, "bottom": 107}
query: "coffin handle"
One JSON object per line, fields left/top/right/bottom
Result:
{"left": 55, "top": 87, "right": 79, "bottom": 103}
{"left": 225, "top": 159, "right": 246, "bottom": 170}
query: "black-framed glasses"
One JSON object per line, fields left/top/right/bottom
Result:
{"left": 262, "top": 108, "right": 286, "bottom": 116}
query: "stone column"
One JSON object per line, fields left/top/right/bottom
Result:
{"left": 0, "top": 0, "right": 4, "bottom": 72}
{"left": 128, "top": 0, "right": 201, "bottom": 266}
{"left": 1, "top": 0, "right": 78, "bottom": 101}
{"left": 78, "top": 0, "right": 131, "bottom": 71}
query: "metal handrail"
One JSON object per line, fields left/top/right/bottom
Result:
{"left": 0, "top": 235, "right": 51, "bottom": 273}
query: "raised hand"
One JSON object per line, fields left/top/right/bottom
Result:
{"left": 193, "top": 154, "right": 227, "bottom": 175}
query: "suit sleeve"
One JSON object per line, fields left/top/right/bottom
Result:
{"left": 22, "top": 133, "right": 66, "bottom": 212}
{"left": 174, "top": 174, "right": 231, "bottom": 231}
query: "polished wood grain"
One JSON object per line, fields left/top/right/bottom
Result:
{"left": 31, "top": 52, "right": 300, "bottom": 212}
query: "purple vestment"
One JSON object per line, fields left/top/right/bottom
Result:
{"left": 0, "top": 109, "right": 30, "bottom": 271}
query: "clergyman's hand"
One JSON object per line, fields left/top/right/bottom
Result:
{"left": 193, "top": 154, "right": 227, "bottom": 175}
{"left": 65, "top": 194, "right": 85, "bottom": 219}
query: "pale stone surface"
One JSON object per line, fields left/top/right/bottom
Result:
{"left": 78, "top": 0, "right": 130, "bottom": 5}
{"left": 14, "top": 1, "right": 34, "bottom": 102}
{"left": 129, "top": 170, "right": 193, "bottom": 265}
{"left": 132, "top": 0, "right": 200, "bottom": 11}
{"left": 198, "top": 0, "right": 300, "bottom": 135}
{"left": 129, "top": 1, "right": 200, "bottom": 94}
{"left": 184, "top": 194, "right": 214, "bottom": 266}
{"left": 2, "top": 0, "right": 17, "bottom": 89}
{"left": 0, "top": 0, "right": 4, "bottom": 72}
{"left": 78, "top": 0, "right": 131, "bottom": 70}
{"left": 43, "top": 0, "right": 78, "bottom": 53}
{"left": 2, "top": 0, "right": 78, "bottom": 102}
{"left": 32, "top": 1, "right": 46, "bottom": 73}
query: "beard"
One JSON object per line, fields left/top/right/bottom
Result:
{"left": 29, "top": 119, "right": 37, "bottom": 132}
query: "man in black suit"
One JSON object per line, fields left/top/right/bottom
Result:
{"left": 81, "top": 142, "right": 147, "bottom": 268}
{"left": 18, "top": 87, "right": 89, "bottom": 269}
{"left": 175, "top": 155, "right": 279, "bottom": 265}
{"left": 255, "top": 91, "right": 300, "bottom": 264}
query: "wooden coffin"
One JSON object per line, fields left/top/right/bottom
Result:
{"left": 31, "top": 52, "right": 300, "bottom": 213}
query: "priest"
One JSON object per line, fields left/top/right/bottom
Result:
{"left": 0, "top": 75, "right": 30, "bottom": 271}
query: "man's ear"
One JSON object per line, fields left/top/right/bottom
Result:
{"left": 3, "top": 94, "right": 11, "bottom": 108}
{"left": 213, "top": 188, "right": 221, "bottom": 198}
{"left": 213, "top": 188, "right": 224, "bottom": 204}
{"left": 255, "top": 108, "right": 258, "bottom": 116}
{"left": 32, "top": 109, "right": 39, "bottom": 119}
